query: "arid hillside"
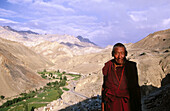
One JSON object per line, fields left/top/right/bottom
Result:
{"left": 32, "top": 41, "right": 102, "bottom": 65}
{"left": 0, "top": 38, "right": 53, "bottom": 97}
{"left": 131, "top": 29, "right": 170, "bottom": 49}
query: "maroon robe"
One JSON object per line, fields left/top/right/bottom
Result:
{"left": 102, "top": 60, "right": 130, "bottom": 111}
{"left": 102, "top": 59, "right": 141, "bottom": 111}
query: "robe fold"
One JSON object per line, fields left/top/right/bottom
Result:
{"left": 102, "top": 59, "right": 141, "bottom": 111}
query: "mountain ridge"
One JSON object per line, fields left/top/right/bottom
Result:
{"left": 131, "top": 29, "right": 170, "bottom": 49}
{"left": 3, "top": 26, "right": 39, "bottom": 35}
{"left": 76, "top": 35, "right": 97, "bottom": 46}
{"left": 0, "top": 26, "right": 97, "bottom": 48}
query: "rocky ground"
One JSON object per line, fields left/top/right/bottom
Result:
{"left": 142, "top": 84, "right": 170, "bottom": 111}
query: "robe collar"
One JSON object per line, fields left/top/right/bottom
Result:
{"left": 111, "top": 59, "right": 126, "bottom": 68}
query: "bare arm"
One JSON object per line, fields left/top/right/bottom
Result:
{"left": 101, "top": 102, "right": 104, "bottom": 111}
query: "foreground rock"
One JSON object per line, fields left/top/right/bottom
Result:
{"left": 59, "top": 96, "right": 102, "bottom": 111}
{"left": 142, "top": 84, "right": 170, "bottom": 111}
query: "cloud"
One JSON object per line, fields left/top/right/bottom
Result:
{"left": 1, "top": 0, "right": 170, "bottom": 47}
{"left": 7, "top": 0, "right": 32, "bottom": 4}
{"left": 0, "top": 18, "right": 18, "bottom": 24}
{"left": 162, "top": 18, "right": 170, "bottom": 26}
{"left": 0, "top": 8, "right": 17, "bottom": 17}
{"left": 7, "top": 0, "right": 75, "bottom": 14}
{"left": 32, "top": 0, "right": 75, "bottom": 13}
{"left": 128, "top": 11, "right": 147, "bottom": 22}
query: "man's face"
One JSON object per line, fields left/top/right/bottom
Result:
{"left": 114, "top": 47, "right": 126, "bottom": 64}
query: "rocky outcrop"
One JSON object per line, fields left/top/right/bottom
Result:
{"left": 161, "top": 74, "right": 170, "bottom": 86}
{"left": 142, "top": 84, "right": 170, "bottom": 111}
{"left": 159, "top": 54, "right": 170, "bottom": 75}
{"left": 59, "top": 96, "right": 101, "bottom": 111}
{"left": 75, "top": 74, "right": 102, "bottom": 98}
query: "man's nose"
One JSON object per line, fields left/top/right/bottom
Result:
{"left": 118, "top": 54, "right": 121, "bottom": 58}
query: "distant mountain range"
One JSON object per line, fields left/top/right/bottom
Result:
{"left": 76, "top": 35, "right": 96, "bottom": 46}
{"left": 1, "top": 26, "right": 97, "bottom": 47}
{"left": 3, "top": 26, "right": 39, "bottom": 35}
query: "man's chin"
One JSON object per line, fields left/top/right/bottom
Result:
{"left": 115, "top": 60, "right": 124, "bottom": 65}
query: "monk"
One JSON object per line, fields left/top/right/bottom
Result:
{"left": 101, "top": 43, "right": 141, "bottom": 111}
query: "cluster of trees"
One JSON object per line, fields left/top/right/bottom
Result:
{"left": 38, "top": 69, "right": 67, "bottom": 80}
{"left": 59, "top": 77, "right": 67, "bottom": 87}
{"left": 40, "top": 72, "right": 56, "bottom": 79}
{"left": 0, "top": 95, "right": 5, "bottom": 99}
{"left": 41, "top": 74, "right": 47, "bottom": 79}
{"left": 46, "top": 76, "right": 67, "bottom": 89}
{"left": 0, "top": 70, "right": 69, "bottom": 109}
{"left": 0, "top": 92, "right": 36, "bottom": 108}
{"left": 0, "top": 80, "right": 65, "bottom": 109}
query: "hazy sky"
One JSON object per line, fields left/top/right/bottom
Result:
{"left": 0, "top": 0, "right": 170, "bottom": 47}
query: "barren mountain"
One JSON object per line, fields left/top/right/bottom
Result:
{"left": 0, "top": 26, "right": 97, "bottom": 48}
{"left": 3, "top": 26, "right": 39, "bottom": 35}
{"left": 76, "top": 35, "right": 96, "bottom": 46}
{"left": 131, "top": 29, "right": 170, "bottom": 49}
{"left": 0, "top": 38, "right": 53, "bottom": 97}
{"left": 32, "top": 41, "right": 103, "bottom": 66}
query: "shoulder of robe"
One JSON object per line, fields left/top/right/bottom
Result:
{"left": 126, "top": 60, "right": 137, "bottom": 66}
{"left": 102, "top": 59, "right": 113, "bottom": 76}
{"left": 104, "top": 59, "right": 113, "bottom": 66}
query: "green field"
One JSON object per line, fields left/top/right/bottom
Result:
{"left": 0, "top": 70, "right": 81, "bottom": 111}
{"left": 37, "top": 70, "right": 81, "bottom": 80}
{"left": 0, "top": 88, "right": 63, "bottom": 111}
